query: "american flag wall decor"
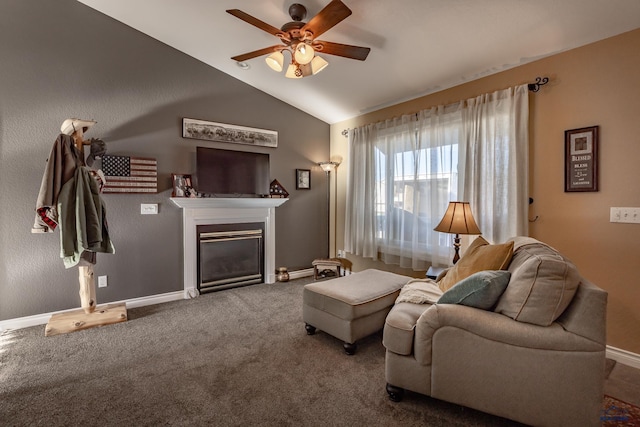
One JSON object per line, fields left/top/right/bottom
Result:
{"left": 102, "top": 155, "right": 158, "bottom": 194}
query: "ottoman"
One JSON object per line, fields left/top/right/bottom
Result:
{"left": 303, "top": 269, "right": 411, "bottom": 354}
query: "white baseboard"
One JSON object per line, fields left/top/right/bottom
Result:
{"left": 288, "top": 268, "right": 314, "bottom": 280}
{"left": 0, "top": 291, "right": 184, "bottom": 332}
{"left": 607, "top": 345, "right": 640, "bottom": 370}
{"left": 0, "top": 272, "right": 318, "bottom": 332}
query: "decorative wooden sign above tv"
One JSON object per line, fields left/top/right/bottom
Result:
{"left": 182, "top": 118, "right": 277, "bottom": 148}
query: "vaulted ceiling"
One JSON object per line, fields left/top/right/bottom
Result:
{"left": 78, "top": 0, "right": 640, "bottom": 124}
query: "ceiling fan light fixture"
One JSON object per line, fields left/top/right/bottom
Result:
{"left": 310, "top": 55, "right": 329, "bottom": 75}
{"left": 265, "top": 51, "right": 284, "bottom": 72}
{"left": 294, "top": 43, "right": 315, "bottom": 65}
{"left": 285, "top": 63, "right": 303, "bottom": 79}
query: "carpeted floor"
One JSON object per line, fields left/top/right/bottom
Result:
{"left": 0, "top": 278, "right": 626, "bottom": 426}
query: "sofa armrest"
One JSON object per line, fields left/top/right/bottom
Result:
{"left": 413, "top": 303, "right": 605, "bottom": 365}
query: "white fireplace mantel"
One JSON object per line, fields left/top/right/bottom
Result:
{"left": 170, "top": 197, "right": 288, "bottom": 298}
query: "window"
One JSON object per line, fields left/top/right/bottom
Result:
{"left": 345, "top": 85, "right": 529, "bottom": 270}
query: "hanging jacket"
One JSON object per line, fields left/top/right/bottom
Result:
{"left": 58, "top": 166, "right": 115, "bottom": 268}
{"left": 32, "top": 134, "right": 84, "bottom": 232}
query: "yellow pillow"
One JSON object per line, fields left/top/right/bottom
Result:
{"left": 437, "top": 236, "right": 514, "bottom": 292}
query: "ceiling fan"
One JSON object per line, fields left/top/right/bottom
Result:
{"left": 227, "top": 0, "right": 371, "bottom": 78}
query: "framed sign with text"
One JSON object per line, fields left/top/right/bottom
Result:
{"left": 565, "top": 126, "right": 599, "bottom": 192}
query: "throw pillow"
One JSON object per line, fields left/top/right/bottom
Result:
{"left": 494, "top": 242, "right": 581, "bottom": 326}
{"left": 437, "top": 236, "right": 514, "bottom": 292}
{"left": 438, "top": 270, "right": 511, "bottom": 309}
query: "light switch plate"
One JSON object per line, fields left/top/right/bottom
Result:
{"left": 141, "top": 203, "right": 158, "bottom": 215}
{"left": 610, "top": 207, "right": 640, "bottom": 223}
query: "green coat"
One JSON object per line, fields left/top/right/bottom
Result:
{"left": 58, "top": 166, "right": 115, "bottom": 268}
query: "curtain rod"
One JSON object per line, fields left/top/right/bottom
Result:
{"left": 341, "top": 76, "right": 550, "bottom": 137}
{"left": 527, "top": 76, "right": 549, "bottom": 92}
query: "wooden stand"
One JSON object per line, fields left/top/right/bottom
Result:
{"left": 45, "top": 303, "right": 127, "bottom": 336}
{"left": 45, "top": 264, "right": 128, "bottom": 336}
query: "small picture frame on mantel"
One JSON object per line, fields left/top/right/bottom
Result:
{"left": 565, "top": 126, "right": 599, "bottom": 192}
{"left": 296, "top": 169, "right": 311, "bottom": 190}
{"left": 172, "top": 174, "right": 195, "bottom": 197}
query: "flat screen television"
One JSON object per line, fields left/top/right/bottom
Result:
{"left": 195, "top": 146, "right": 270, "bottom": 197}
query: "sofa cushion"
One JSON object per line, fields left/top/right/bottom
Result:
{"left": 437, "top": 270, "right": 511, "bottom": 310}
{"left": 437, "top": 236, "right": 514, "bottom": 292}
{"left": 494, "top": 241, "right": 580, "bottom": 326}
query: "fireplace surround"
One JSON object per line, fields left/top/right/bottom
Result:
{"left": 171, "top": 197, "right": 288, "bottom": 298}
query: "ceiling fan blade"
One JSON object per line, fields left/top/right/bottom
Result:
{"left": 314, "top": 41, "right": 370, "bottom": 61}
{"left": 301, "top": 0, "right": 352, "bottom": 38}
{"left": 226, "top": 9, "right": 283, "bottom": 37}
{"left": 231, "top": 46, "right": 283, "bottom": 62}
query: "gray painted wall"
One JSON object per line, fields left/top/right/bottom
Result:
{"left": 0, "top": 0, "right": 330, "bottom": 321}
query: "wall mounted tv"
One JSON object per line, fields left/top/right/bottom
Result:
{"left": 195, "top": 146, "right": 270, "bottom": 197}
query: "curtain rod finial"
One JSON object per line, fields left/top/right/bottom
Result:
{"left": 528, "top": 76, "right": 549, "bottom": 92}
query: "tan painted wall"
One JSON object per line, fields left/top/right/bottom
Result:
{"left": 330, "top": 29, "right": 640, "bottom": 354}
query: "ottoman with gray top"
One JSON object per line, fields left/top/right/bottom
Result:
{"left": 303, "top": 269, "right": 411, "bottom": 355}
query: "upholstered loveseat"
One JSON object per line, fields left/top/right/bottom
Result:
{"left": 383, "top": 236, "right": 607, "bottom": 427}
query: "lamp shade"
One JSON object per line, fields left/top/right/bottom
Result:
{"left": 285, "top": 63, "right": 302, "bottom": 79}
{"left": 318, "top": 161, "right": 338, "bottom": 172}
{"left": 309, "top": 55, "right": 329, "bottom": 74}
{"left": 294, "top": 43, "right": 315, "bottom": 65}
{"left": 265, "top": 51, "right": 284, "bottom": 72}
{"left": 434, "top": 202, "right": 481, "bottom": 235}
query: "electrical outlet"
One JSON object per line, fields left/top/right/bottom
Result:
{"left": 98, "top": 275, "right": 108, "bottom": 288}
{"left": 337, "top": 250, "right": 345, "bottom": 258}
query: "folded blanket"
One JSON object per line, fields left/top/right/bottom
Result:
{"left": 395, "top": 279, "right": 443, "bottom": 304}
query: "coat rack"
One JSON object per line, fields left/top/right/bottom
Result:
{"left": 42, "top": 120, "right": 127, "bottom": 336}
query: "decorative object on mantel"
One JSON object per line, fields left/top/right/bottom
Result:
{"left": 269, "top": 179, "right": 289, "bottom": 198}
{"left": 296, "top": 169, "right": 311, "bottom": 189}
{"left": 565, "top": 125, "right": 599, "bottom": 192}
{"left": 227, "top": 1, "right": 370, "bottom": 79}
{"left": 434, "top": 201, "right": 482, "bottom": 265}
{"left": 102, "top": 155, "right": 158, "bottom": 193}
{"left": 182, "top": 118, "right": 277, "bottom": 148}
{"left": 276, "top": 267, "right": 290, "bottom": 282}
{"left": 172, "top": 174, "right": 196, "bottom": 198}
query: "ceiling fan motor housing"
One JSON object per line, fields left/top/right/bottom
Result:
{"left": 288, "top": 4, "right": 307, "bottom": 21}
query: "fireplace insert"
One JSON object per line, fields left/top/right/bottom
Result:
{"left": 197, "top": 222, "right": 264, "bottom": 293}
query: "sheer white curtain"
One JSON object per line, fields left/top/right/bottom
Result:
{"left": 345, "top": 104, "right": 464, "bottom": 270}
{"left": 345, "top": 84, "right": 529, "bottom": 270}
{"left": 461, "top": 85, "right": 529, "bottom": 243}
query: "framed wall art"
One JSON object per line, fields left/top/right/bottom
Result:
{"left": 565, "top": 126, "right": 599, "bottom": 192}
{"left": 182, "top": 118, "right": 277, "bottom": 148}
{"left": 172, "top": 174, "right": 195, "bottom": 197}
{"left": 296, "top": 169, "right": 311, "bottom": 189}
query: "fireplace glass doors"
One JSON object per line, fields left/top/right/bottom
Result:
{"left": 197, "top": 222, "right": 264, "bottom": 293}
